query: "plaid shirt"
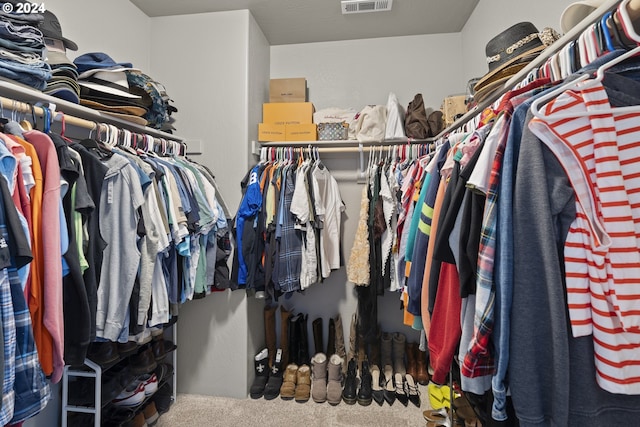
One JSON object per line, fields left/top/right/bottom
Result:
{"left": 461, "top": 84, "right": 545, "bottom": 378}
{"left": 0, "top": 180, "right": 50, "bottom": 424}
{"left": 461, "top": 112, "right": 511, "bottom": 378}
{"left": 277, "top": 165, "right": 303, "bottom": 293}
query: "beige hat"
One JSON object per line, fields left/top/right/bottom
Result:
{"left": 560, "top": 0, "right": 608, "bottom": 33}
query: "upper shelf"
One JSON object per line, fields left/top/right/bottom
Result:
{"left": 0, "top": 79, "right": 182, "bottom": 142}
{"left": 255, "top": 137, "right": 435, "bottom": 147}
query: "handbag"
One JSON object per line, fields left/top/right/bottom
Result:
{"left": 317, "top": 122, "right": 349, "bottom": 140}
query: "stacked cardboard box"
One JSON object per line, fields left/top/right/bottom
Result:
{"left": 258, "top": 78, "right": 317, "bottom": 141}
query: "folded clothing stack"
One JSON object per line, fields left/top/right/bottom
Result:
{"left": 0, "top": 2, "right": 51, "bottom": 91}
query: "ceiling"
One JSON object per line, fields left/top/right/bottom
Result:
{"left": 130, "top": 0, "right": 480, "bottom": 46}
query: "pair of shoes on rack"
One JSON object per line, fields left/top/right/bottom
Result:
{"left": 428, "top": 381, "right": 452, "bottom": 410}
{"left": 279, "top": 362, "right": 311, "bottom": 402}
{"left": 112, "top": 372, "right": 159, "bottom": 407}
{"left": 310, "top": 353, "right": 344, "bottom": 405}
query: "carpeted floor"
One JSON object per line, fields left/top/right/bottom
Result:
{"left": 156, "top": 385, "right": 431, "bottom": 427}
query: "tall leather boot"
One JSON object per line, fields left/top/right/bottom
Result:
{"left": 288, "top": 313, "right": 300, "bottom": 366}
{"left": 347, "top": 313, "right": 357, "bottom": 366}
{"left": 380, "top": 332, "right": 393, "bottom": 369}
{"left": 333, "top": 314, "right": 347, "bottom": 374}
{"left": 298, "top": 314, "right": 310, "bottom": 366}
{"left": 312, "top": 317, "right": 323, "bottom": 356}
{"left": 416, "top": 347, "right": 429, "bottom": 385}
{"left": 264, "top": 305, "right": 278, "bottom": 368}
{"left": 326, "top": 317, "right": 336, "bottom": 357}
{"left": 369, "top": 328, "right": 381, "bottom": 369}
{"left": 392, "top": 332, "right": 407, "bottom": 376}
{"left": 406, "top": 341, "right": 417, "bottom": 380}
{"left": 280, "top": 306, "right": 292, "bottom": 367}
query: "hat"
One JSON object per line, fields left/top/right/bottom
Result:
{"left": 80, "top": 99, "right": 147, "bottom": 116}
{"left": 45, "top": 50, "right": 74, "bottom": 66}
{"left": 78, "top": 70, "right": 141, "bottom": 99}
{"left": 473, "top": 62, "right": 529, "bottom": 103}
{"left": 73, "top": 52, "right": 134, "bottom": 75}
{"left": 38, "top": 10, "right": 77, "bottom": 51}
{"left": 561, "top": 0, "right": 607, "bottom": 33}
{"left": 475, "top": 23, "right": 559, "bottom": 95}
{"left": 102, "top": 111, "right": 148, "bottom": 126}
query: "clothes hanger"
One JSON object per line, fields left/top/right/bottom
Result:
{"left": 531, "top": 43, "right": 640, "bottom": 120}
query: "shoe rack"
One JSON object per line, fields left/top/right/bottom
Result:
{"left": 60, "top": 325, "right": 177, "bottom": 427}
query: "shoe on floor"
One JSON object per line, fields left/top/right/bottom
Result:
{"left": 395, "top": 373, "right": 408, "bottom": 407}
{"left": 250, "top": 348, "right": 269, "bottom": 399}
{"left": 143, "top": 401, "right": 160, "bottom": 426}
{"left": 405, "top": 374, "right": 420, "bottom": 407}
{"left": 383, "top": 364, "right": 395, "bottom": 406}
{"left": 371, "top": 364, "right": 384, "bottom": 406}
{"left": 264, "top": 349, "right": 284, "bottom": 400}
{"left": 280, "top": 364, "right": 298, "bottom": 400}
{"left": 342, "top": 358, "right": 357, "bottom": 405}
{"left": 326, "top": 354, "right": 343, "bottom": 406}
{"left": 294, "top": 364, "right": 311, "bottom": 403}
{"left": 311, "top": 353, "right": 328, "bottom": 403}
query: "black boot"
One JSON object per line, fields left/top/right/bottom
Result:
{"left": 263, "top": 349, "right": 284, "bottom": 400}
{"left": 298, "top": 314, "right": 310, "bottom": 366}
{"left": 326, "top": 317, "right": 336, "bottom": 357}
{"left": 249, "top": 348, "right": 269, "bottom": 399}
{"left": 288, "top": 314, "right": 300, "bottom": 366}
{"left": 312, "top": 317, "right": 323, "bottom": 356}
{"left": 342, "top": 358, "right": 358, "bottom": 405}
{"left": 357, "top": 360, "right": 372, "bottom": 406}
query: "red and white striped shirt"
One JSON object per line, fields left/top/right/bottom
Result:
{"left": 530, "top": 81, "right": 640, "bottom": 394}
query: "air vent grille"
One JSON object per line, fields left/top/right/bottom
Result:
{"left": 341, "top": 0, "right": 393, "bottom": 14}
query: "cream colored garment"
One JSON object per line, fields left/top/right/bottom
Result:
{"left": 347, "top": 185, "right": 370, "bottom": 286}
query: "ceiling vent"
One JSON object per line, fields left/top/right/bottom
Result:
{"left": 341, "top": 0, "right": 393, "bottom": 14}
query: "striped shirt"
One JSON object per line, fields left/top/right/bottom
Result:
{"left": 529, "top": 81, "right": 640, "bottom": 394}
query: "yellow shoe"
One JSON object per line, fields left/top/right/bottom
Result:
{"left": 428, "top": 382, "right": 450, "bottom": 410}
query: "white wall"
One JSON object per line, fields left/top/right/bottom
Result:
{"left": 272, "top": 33, "right": 466, "bottom": 112}
{"left": 48, "top": 0, "right": 152, "bottom": 70}
{"left": 269, "top": 33, "right": 465, "bottom": 347}
{"left": 149, "top": 10, "right": 266, "bottom": 399}
{"left": 461, "top": 0, "right": 576, "bottom": 84}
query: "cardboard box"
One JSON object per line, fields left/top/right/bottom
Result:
{"left": 258, "top": 123, "right": 286, "bottom": 141}
{"left": 263, "top": 102, "right": 314, "bottom": 125}
{"left": 270, "top": 78, "right": 307, "bottom": 103}
{"left": 286, "top": 124, "right": 317, "bottom": 141}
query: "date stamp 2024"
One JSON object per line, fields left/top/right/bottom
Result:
{"left": 1, "top": 2, "right": 46, "bottom": 14}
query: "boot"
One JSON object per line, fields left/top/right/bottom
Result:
{"left": 311, "top": 352, "right": 328, "bottom": 403}
{"left": 357, "top": 360, "right": 372, "bottom": 406}
{"left": 406, "top": 341, "right": 418, "bottom": 381}
{"left": 327, "top": 354, "right": 343, "bottom": 406}
{"left": 264, "top": 349, "right": 284, "bottom": 400}
{"left": 280, "top": 306, "right": 292, "bottom": 367}
{"left": 288, "top": 314, "right": 300, "bottom": 366}
{"left": 249, "top": 348, "right": 269, "bottom": 399}
{"left": 369, "top": 329, "right": 381, "bottom": 368}
{"left": 347, "top": 313, "right": 357, "bottom": 366}
{"left": 326, "top": 317, "right": 336, "bottom": 357}
{"left": 298, "top": 314, "right": 310, "bottom": 366}
{"left": 312, "top": 317, "right": 324, "bottom": 356}
{"left": 342, "top": 358, "right": 358, "bottom": 405}
{"left": 357, "top": 335, "right": 366, "bottom": 374}
{"left": 264, "top": 305, "right": 277, "bottom": 368}
{"left": 380, "top": 332, "right": 393, "bottom": 369}
{"left": 416, "top": 348, "right": 429, "bottom": 386}
{"left": 392, "top": 332, "right": 406, "bottom": 376}
{"left": 333, "top": 314, "right": 347, "bottom": 374}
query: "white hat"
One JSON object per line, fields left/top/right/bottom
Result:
{"left": 78, "top": 70, "right": 141, "bottom": 99}
{"left": 561, "top": 0, "right": 607, "bottom": 33}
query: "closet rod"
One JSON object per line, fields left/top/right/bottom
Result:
{"left": 432, "top": 0, "right": 634, "bottom": 140}
{"left": 262, "top": 145, "right": 429, "bottom": 154}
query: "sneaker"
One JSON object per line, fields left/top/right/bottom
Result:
{"left": 112, "top": 382, "right": 146, "bottom": 407}
{"left": 137, "top": 373, "right": 159, "bottom": 396}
